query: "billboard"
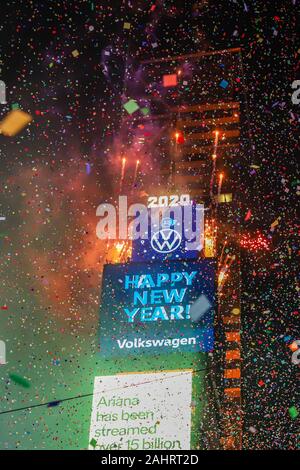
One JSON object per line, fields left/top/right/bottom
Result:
{"left": 99, "top": 259, "right": 216, "bottom": 357}
{"left": 89, "top": 370, "right": 193, "bottom": 450}
{"left": 131, "top": 204, "right": 204, "bottom": 262}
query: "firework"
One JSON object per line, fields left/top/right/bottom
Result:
{"left": 218, "top": 172, "right": 224, "bottom": 197}
{"left": 133, "top": 159, "right": 140, "bottom": 187}
{"left": 119, "top": 157, "right": 126, "bottom": 192}
{"left": 210, "top": 130, "right": 219, "bottom": 198}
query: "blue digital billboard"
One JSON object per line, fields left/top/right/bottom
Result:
{"left": 99, "top": 259, "right": 216, "bottom": 357}
{"left": 131, "top": 204, "right": 204, "bottom": 263}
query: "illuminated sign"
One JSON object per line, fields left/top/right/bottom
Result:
{"left": 99, "top": 259, "right": 215, "bottom": 357}
{"left": 150, "top": 217, "right": 182, "bottom": 253}
{"left": 147, "top": 194, "right": 191, "bottom": 208}
{"left": 89, "top": 370, "right": 192, "bottom": 450}
{"left": 131, "top": 203, "right": 204, "bottom": 262}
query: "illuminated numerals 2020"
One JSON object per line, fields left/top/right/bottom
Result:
{"left": 148, "top": 194, "right": 190, "bottom": 208}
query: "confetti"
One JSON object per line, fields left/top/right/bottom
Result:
{"left": 89, "top": 438, "right": 97, "bottom": 448}
{"left": 9, "top": 374, "right": 31, "bottom": 388}
{"left": 288, "top": 406, "right": 299, "bottom": 419}
{"left": 0, "top": 0, "right": 297, "bottom": 452}
{"left": 0, "top": 109, "right": 32, "bottom": 136}
{"left": 163, "top": 74, "right": 178, "bottom": 87}
{"left": 190, "top": 295, "right": 212, "bottom": 322}
{"left": 47, "top": 401, "right": 61, "bottom": 408}
{"left": 123, "top": 99, "right": 139, "bottom": 115}
{"left": 219, "top": 79, "right": 229, "bottom": 89}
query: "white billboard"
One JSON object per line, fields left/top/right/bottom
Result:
{"left": 89, "top": 370, "right": 193, "bottom": 450}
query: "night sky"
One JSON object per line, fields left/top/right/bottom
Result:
{"left": 0, "top": 0, "right": 299, "bottom": 450}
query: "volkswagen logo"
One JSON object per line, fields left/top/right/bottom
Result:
{"left": 151, "top": 220, "right": 182, "bottom": 253}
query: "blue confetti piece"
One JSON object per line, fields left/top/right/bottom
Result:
{"left": 219, "top": 79, "right": 229, "bottom": 89}
{"left": 47, "top": 401, "right": 61, "bottom": 408}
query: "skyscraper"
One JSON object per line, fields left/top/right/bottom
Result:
{"left": 124, "top": 46, "right": 244, "bottom": 449}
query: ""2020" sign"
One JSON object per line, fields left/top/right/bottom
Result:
{"left": 148, "top": 194, "right": 190, "bottom": 208}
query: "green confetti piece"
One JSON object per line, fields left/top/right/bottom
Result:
{"left": 90, "top": 438, "right": 97, "bottom": 448}
{"left": 140, "top": 107, "right": 150, "bottom": 116}
{"left": 123, "top": 99, "right": 139, "bottom": 115}
{"left": 289, "top": 406, "right": 299, "bottom": 419}
{"left": 9, "top": 374, "right": 31, "bottom": 388}
{"left": 11, "top": 103, "right": 19, "bottom": 110}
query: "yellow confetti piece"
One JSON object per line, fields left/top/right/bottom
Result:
{"left": 271, "top": 219, "right": 279, "bottom": 228}
{"left": 123, "top": 22, "right": 131, "bottom": 30}
{"left": 0, "top": 109, "right": 32, "bottom": 137}
{"left": 72, "top": 49, "right": 80, "bottom": 57}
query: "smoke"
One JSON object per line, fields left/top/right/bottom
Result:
{"left": 1, "top": 155, "right": 108, "bottom": 322}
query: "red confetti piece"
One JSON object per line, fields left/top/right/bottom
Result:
{"left": 244, "top": 209, "right": 252, "bottom": 221}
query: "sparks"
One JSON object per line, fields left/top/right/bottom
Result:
{"left": 174, "top": 131, "right": 184, "bottom": 144}
{"left": 119, "top": 157, "right": 126, "bottom": 191}
{"left": 240, "top": 231, "right": 270, "bottom": 252}
{"left": 210, "top": 130, "right": 220, "bottom": 198}
{"left": 133, "top": 159, "right": 140, "bottom": 187}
